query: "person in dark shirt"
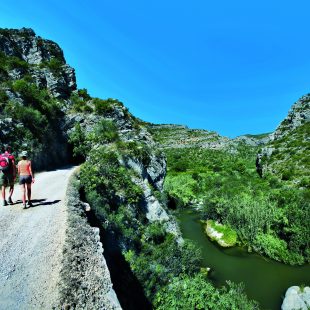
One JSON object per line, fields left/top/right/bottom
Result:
{"left": 0, "top": 145, "right": 16, "bottom": 206}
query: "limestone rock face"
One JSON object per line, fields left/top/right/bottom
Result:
{"left": 272, "top": 94, "right": 310, "bottom": 141}
{"left": 233, "top": 134, "right": 271, "bottom": 146}
{"left": 259, "top": 94, "right": 310, "bottom": 182}
{"left": 0, "top": 28, "right": 76, "bottom": 98}
{"left": 281, "top": 286, "right": 310, "bottom": 310}
{"left": 148, "top": 124, "right": 231, "bottom": 150}
{"left": 0, "top": 28, "right": 64, "bottom": 64}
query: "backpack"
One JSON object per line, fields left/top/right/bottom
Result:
{"left": 0, "top": 154, "right": 10, "bottom": 173}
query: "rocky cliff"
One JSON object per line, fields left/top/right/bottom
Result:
{"left": 271, "top": 94, "right": 310, "bottom": 140}
{"left": 0, "top": 28, "right": 77, "bottom": 169}
{"left": 148, "top": 123, "right": 270, "bottom": 151}
{"left": 0, "top": 28, "right": 76, "bottom": 98}
{"left": 0, "top": 27, "right": 182, "bottom": 308}
{"left": 261, "top": 95, "right": 310, "bottom": 185}
{"left": 67, "top": 101, "right": 181, "bottom": 239}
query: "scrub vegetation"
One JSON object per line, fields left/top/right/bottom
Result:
{"left": 163, "top": 145, "right": 309, "bottom": 265}
{"left": 69, "top": 118, "right": 258, "bottom": 309}
{"left": 0, "top": 52, "right": 66, "bottom": 167}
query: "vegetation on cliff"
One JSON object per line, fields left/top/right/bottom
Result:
{"left": 0, "top": 28, "right": 74, "bottom": 168}
{"left": 156, "top": 126, "right": 309, "bottom": 265}
{"left": 70, "top": 121, "right": 258, "bottom": 309}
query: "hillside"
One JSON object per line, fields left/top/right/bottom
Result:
{"left": 150, "top": 97, "right": 309, "bottom": 267}
{"left": 0, "top": 28, "right": 258, "bottom": 309}
{"left": 0, "top": 28, "right": 75, "bottom": 169}
{"left": 148, "top": 123, "right": 270, "bottom": 150}
{"left": 262, "top": 94, "right": 310, "bottom": 187}
{"left": 1, "top": 27, "right": 308, "bottom": 310}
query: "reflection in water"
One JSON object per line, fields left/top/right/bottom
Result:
{"left": 177, "top": 210, "right": 310, "bottom": 310}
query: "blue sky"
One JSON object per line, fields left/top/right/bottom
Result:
{"left": 1, "top": 1, "right": 310, "bottom": 137}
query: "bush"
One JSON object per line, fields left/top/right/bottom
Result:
{"left": 154, "top": 274, "right": 259, "bottom": 310}
{"left": 87, "top": 120, "right": 119, "bottom": 144}
{"left": 78, "top": 88, "right": 91, "bottom": 100}
{"left": 80, "top": 146, "right": 143, "bottom": 205}
{"left": 93, "top": 98, "right": 115, "bottom": 115}
{"left": 7, "top": 56, "right": 29, "bottom": 70}
{"left": 281, "top": 169, "right": 293, "bottom": 181}
{"left": 46, "top": 58, "right": 63, "bottom": 72}
{"left": 70, "top": 92, "right": 93, "bottom": 113}
{"left": 0, "top": 89, "right": 8, "bottom": 104}
{"left": 68, "top": 123, "right": 89, "bottom": 160}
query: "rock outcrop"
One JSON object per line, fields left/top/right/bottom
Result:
{"left": 281, "top": 286, "right": 310, "bottom": 310}
{"left": 0, "top": 27, "right": 76, "bottom": 98}
{"left": 148, "top": 124, "right": 231, "bottom": 150}
{"left": 260, "top": 95, "right": 310, "bottom": 183}
{"left": 0, "top": 28, "right": 77, "bottom": 169}
{"left": 68, "top": 102, "right": 181, "bottom": 239}
{"left": 148, "top": 123, "right": 271, "bottom": 151}
{"left": 271, "top": 94, "right": 310, "bottom": 141}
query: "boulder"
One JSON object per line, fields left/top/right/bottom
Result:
{"left": 282, "top": 286, "right": 310, "bottom": 310}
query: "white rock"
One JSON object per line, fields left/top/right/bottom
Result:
{"left": 281, "top": 286, "right": 310, "bottom": 310}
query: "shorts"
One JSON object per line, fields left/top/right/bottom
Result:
{"left": 0, "top": 173, "right": 14, "bottom": 187}
{"left": 19, "top": 175, "right": 32, "bottom": 185}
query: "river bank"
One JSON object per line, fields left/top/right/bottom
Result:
{"left": 177, "top": 209, "right": 310, "bottom": 310}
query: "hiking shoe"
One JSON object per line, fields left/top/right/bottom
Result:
{"left": 8, "top": 197, "right": 13, "bottom": 204}
{"left": 27, "top": 200, "right": 33, "bottom": 207}
{"left": 2, "top": 200, "right": 8, "bottom": 207}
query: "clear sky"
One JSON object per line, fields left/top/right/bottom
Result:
{"left": 1, "top": 1, "right": 310, "bottom": 137}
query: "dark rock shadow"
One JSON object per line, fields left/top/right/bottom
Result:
{"left": 87, "top": 210, "right": 152, "bottom": 310}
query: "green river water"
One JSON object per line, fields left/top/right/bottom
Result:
{"left": 177, "top": 209, "right": 310, "bottom": 310}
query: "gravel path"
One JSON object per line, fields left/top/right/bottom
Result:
{"left": 0, "top": 167, "right": 75, "bottom": 310}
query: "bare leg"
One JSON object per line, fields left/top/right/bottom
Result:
{"left": 21, "top": 184, "right": 26, "bottom": 205}
{"left": 1, "top": 186, "right": 5, "bottom": 201}
{"left": 8, "top": 185, "right": 14, "bottom": 199}
{"left": 26, "top": 183, "right": 32, "bottom": 202}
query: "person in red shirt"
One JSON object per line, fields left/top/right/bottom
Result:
{"left": 0, "top": 145, "right": 16, "bottom": 206}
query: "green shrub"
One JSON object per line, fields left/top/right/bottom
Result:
{"left": 87, "top": 120, "right": 119, "bottom": 144}
{"left": 0, "top": 89, "right": 8, "bottom": 104}
{"left": 93, "top": 98, "right": 115, "bottom": 115}
{"left": 142, "top": 223, "right": 167, "bottom": 245}
{"left": 70, "top": 92, "right": 93, "bottom": 113}
{"left": 80, "top": 146, "right": 143, "bottom": 205}
{"left": 4, "top": 100, "right": 47, "bottom": 139}
{"left": 281, "top": 169, "right": 293, "bottom": 180}
{"left": 78, "top": 88, "right": 91, "bottom": 100}
{"left": 68, "top": 123, "right": 89, "bottom": 160}
{"left": 154, "top": 274, "right": 259, "bottom": 310}
{"left": 47, "top": 58, "right": 63, "bottom": 71}
{"left": 7, "top": 56, "right": 29, "bottom": 70}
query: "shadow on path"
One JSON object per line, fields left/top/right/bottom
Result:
{"left": 8, "top": 199, "right": 61, "bottom": 208}
{"left": 31, "top": 199, "right": 61, "bottom": 208}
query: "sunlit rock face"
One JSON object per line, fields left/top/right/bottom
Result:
{"left": 0, "top": 27, "right": 76, "bottom": 98}
{"left": 281, "top": 286, "right": 310, "bottom": 310}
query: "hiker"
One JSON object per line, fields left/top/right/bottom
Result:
{"left": 17, "top": 151, "right": 35, "bottom": 209}
{"left": 256, "top": 153, "right": 263, "bottom": 178}
{"left": 0, "top": 145, "right": 16, "bottom": 206}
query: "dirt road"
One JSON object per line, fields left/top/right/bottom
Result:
{"left": 0, "top": 167, "right": 75, "bottom": 310}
